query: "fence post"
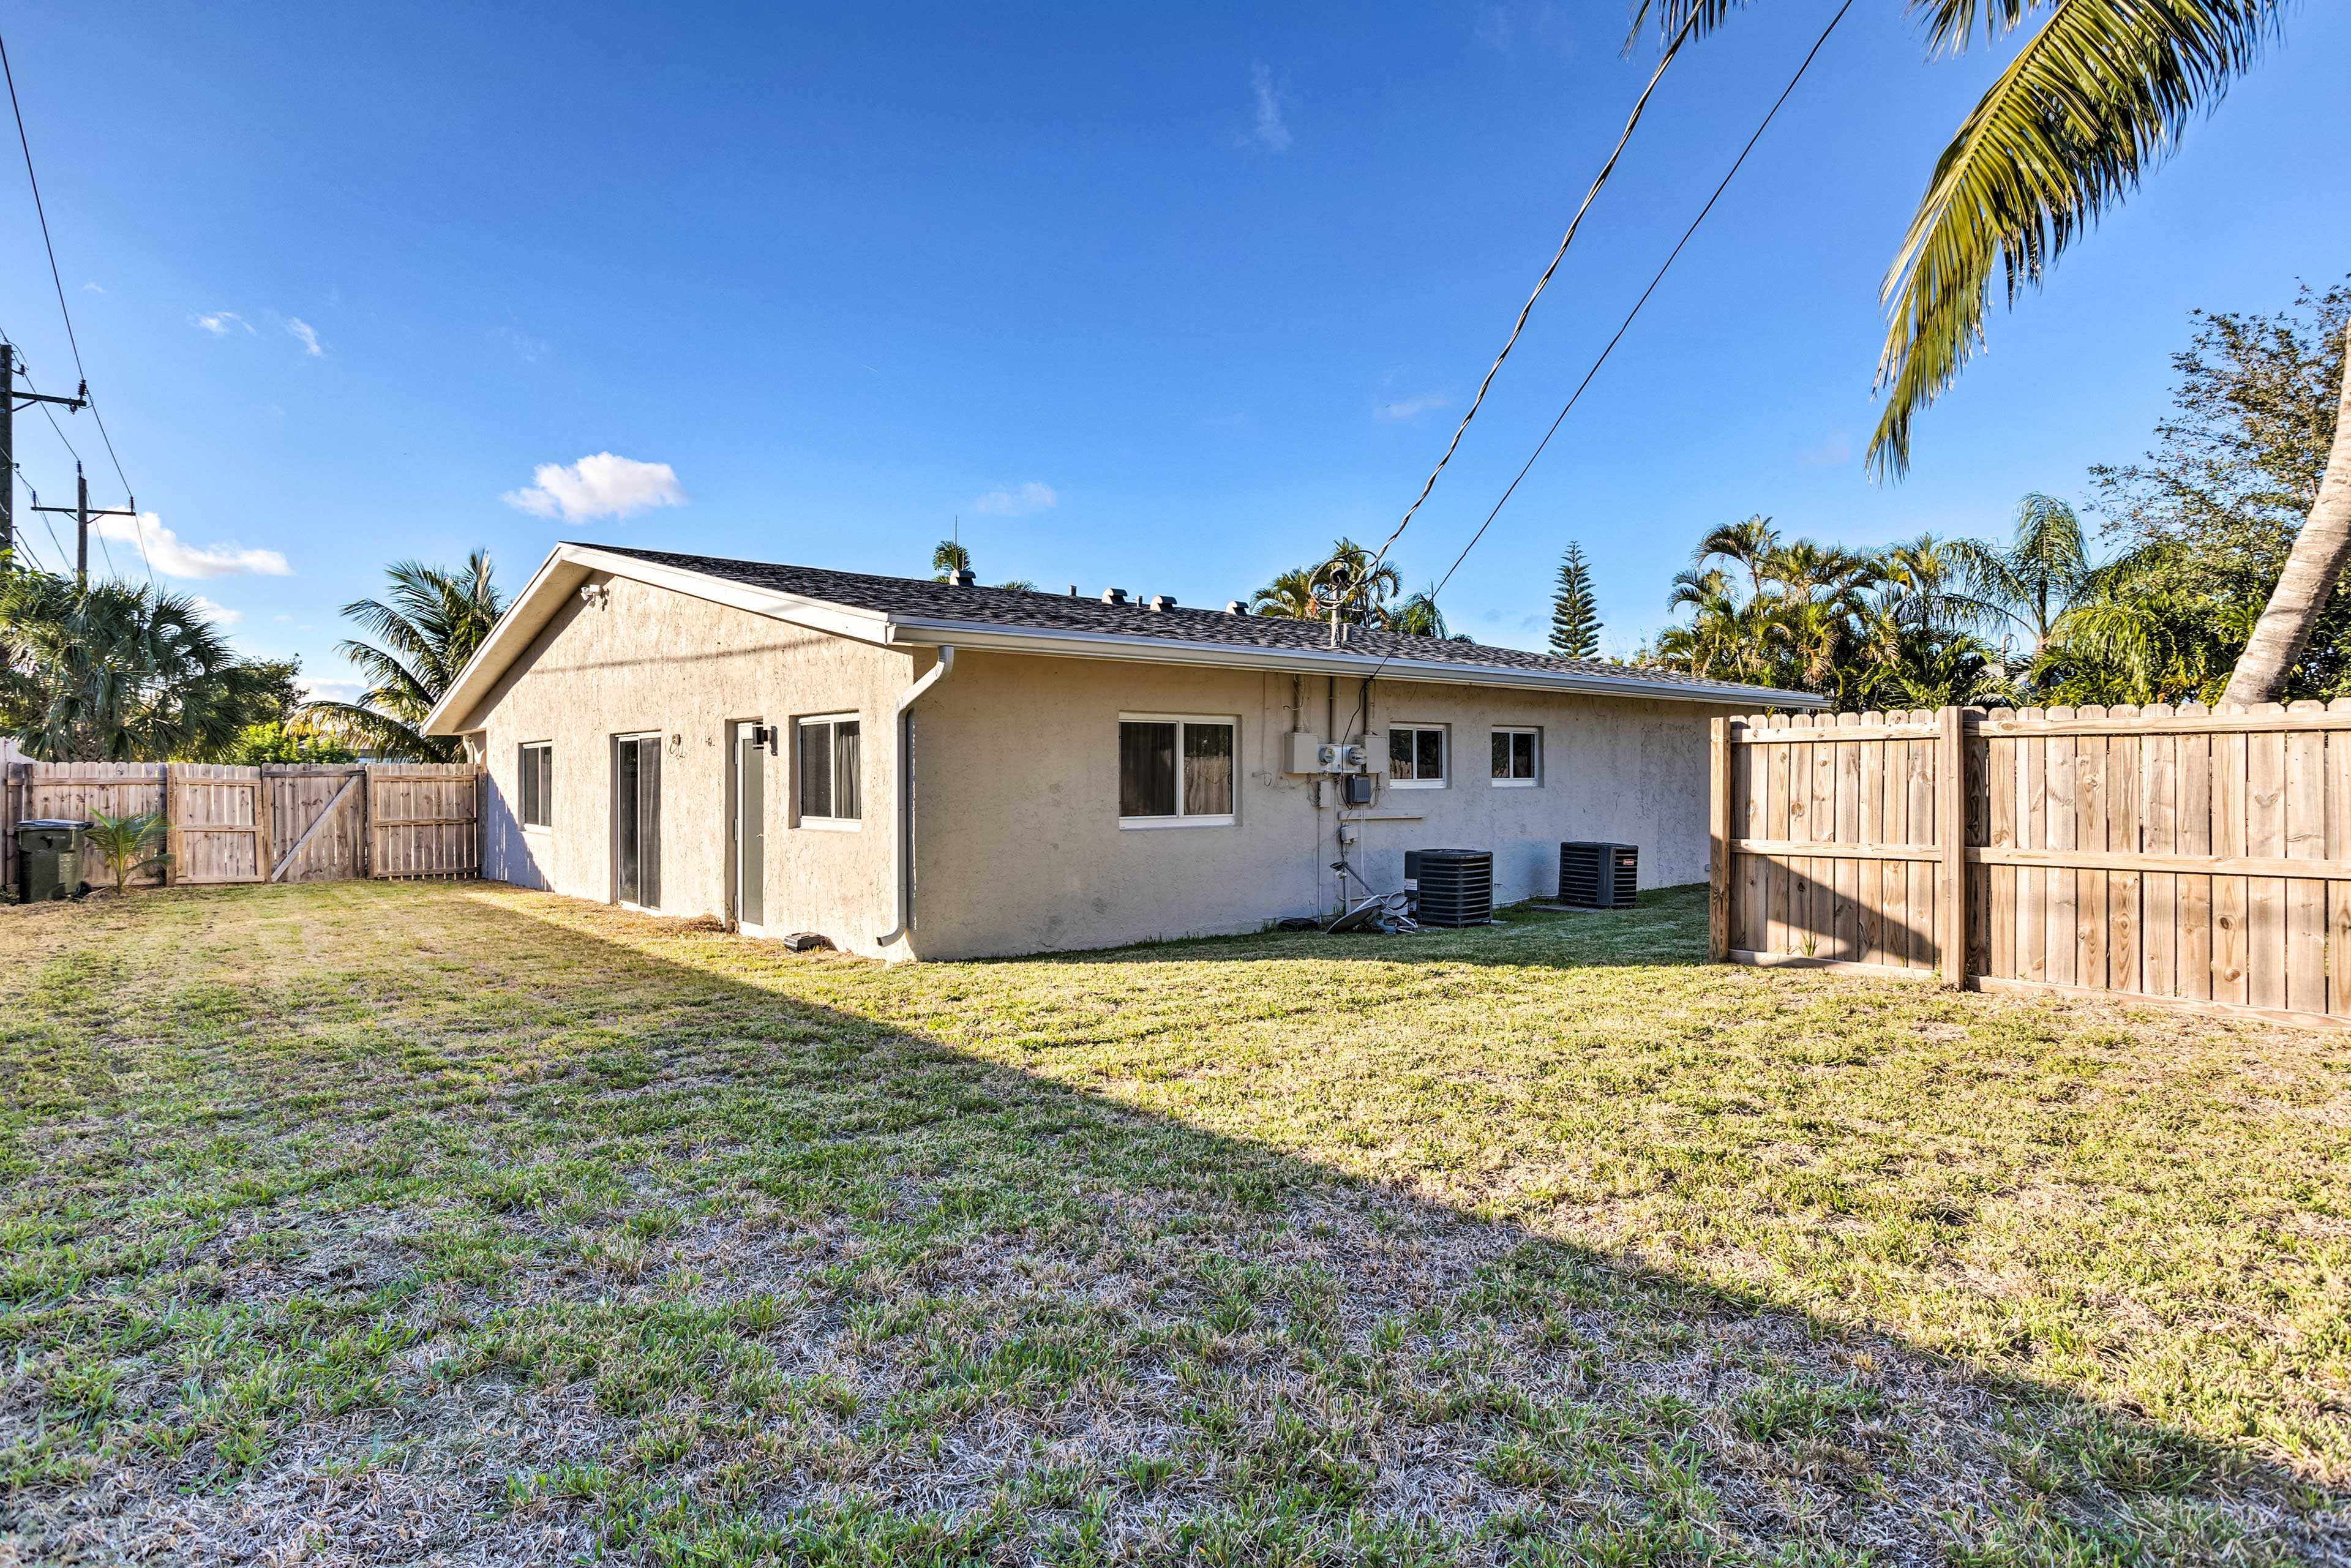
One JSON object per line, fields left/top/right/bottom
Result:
{"left": 160, "top": 762, "right": 176, "bottom": 887}
{"left": 1938, "top": 706, "right": 1970, "bottom": 985}
{"left": 1709, "top": 716, "right": 1731, "bottom": 961}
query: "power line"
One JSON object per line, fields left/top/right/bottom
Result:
{"left": 1342, "top": 0, "right": 1856, "bottom": 740}
{"left": 4, "top": 334, "right": 88, "bottom": 467}
{"left": 0, "top": 30, "right": 154, "bottom": 589}
{"left": 1362, "top": 2, "right": 1706, "bottom": 588}
{"left": 1427, "top": 0, "right": 1855, "bottom": 613}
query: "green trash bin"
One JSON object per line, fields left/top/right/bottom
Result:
{"left": 18, "top": 819, "right": 87, "bottom": 903}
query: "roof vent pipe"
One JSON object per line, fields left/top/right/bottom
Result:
{"left": 949, "top": 568, "right": 975, "bottom": 587}
{"left": 1101, "top": 587, "right": 1128, "bottom": 605}
{"left": 1226, "top": 599, "right": 1245, "bottom": 614}
{"left": 1149, "top": 595, "right": 1176, "bottom": 613}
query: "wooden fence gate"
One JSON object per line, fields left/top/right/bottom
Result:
{"left": 1, "top": 760, "right": 483, "bottom": 893}
{"left": 1710, "top": 701, "right": 2351, "bottom": 1032}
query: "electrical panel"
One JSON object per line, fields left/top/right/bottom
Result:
{"left": 1286, "top": 732, "right": 1324, "bottom": 775}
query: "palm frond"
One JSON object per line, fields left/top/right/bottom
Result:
{"left": 1869, "top": 0, "right": 2285, "bottom": 477}
{"left": 1626, "top": 0, "right": 1752, "bottom": 48}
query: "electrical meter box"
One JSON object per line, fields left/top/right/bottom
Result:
{"left": 1286, "top": 732, "right": 1324, "bottom": 775}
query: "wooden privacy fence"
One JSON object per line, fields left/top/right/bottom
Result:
{"left": 1709, "top": 702, "right": 2351, "bottom": 1031}
{"left": 0, "top": 760, "right": 482, "bottom": 892}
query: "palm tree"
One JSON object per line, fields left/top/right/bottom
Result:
{"left": 306, "top": 553, "right": 504, "bottom": 760}
{"left": 1656, "top": 566, "right": 1761, "bottom": 683}
{"left": 931, "top": 539, "right": 972, "bottom": 580}
{"left": 1314, "top": 537, "right": 1403, "bottom": 624}
{"left": 1886, "top": 627, "right": 2009, "bottom": 710}
{"left": 1873, "top": 534, "right": 2001, "bottom": 638}
{"left": 1644, "top": 1, "right": 2345, "bottom": 703}
{"left": 1253, "top": 538, "right": 1405, "bottom": 625}
{"left": 2036, "top": 541, "right": 2259, "bottom": 705}
{"left": 1951, "top": 495, "right": 2091, "bottom": 662}
{"left": 1693, "top": 515, "right": 1779, "bottom": 599}
{"left": 1644, "top": 1, "right": 2287, "bottom": 475}
{"left": 1387, "top": 587, "right": 1450, "bottom": 639}
{"left": 0, "top": 571, "right": 274, "bottom": 760}
{"left": 1251, "top": 566, "right": 1321, "bottom": 620}
{"left": 2226, "top": 323, "right": 2351, "bottom": 703}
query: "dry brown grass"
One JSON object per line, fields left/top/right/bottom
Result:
{"left": 1, "top": 879, "right": 2345, "bottom": 1564}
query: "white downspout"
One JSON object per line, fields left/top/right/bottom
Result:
{"left": 876, "top": 645, "right": 955, "bottom": 953}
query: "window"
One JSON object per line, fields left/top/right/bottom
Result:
{"left": 616, "top": 733, "right": 661, "bottom": 908}
{"left": 518, "top": 742, "right": 552, "bottom": 828}
{"left": 1119, "top": 715, "right": 1235, "bottom": 826}
{"left": 1491, "top": 727, "right": 1539, "bottom": 786}
{"left": 1387, "top": 725, "right": 1447, "bottom": 788}
{"left": 798, "top": 716, "right": 862, "bottom": 826}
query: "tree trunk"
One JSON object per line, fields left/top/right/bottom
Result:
{"left": 2222, "top": 321, "right": 2351, "bottom": 706}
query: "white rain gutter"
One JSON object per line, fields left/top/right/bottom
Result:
{"left": 876, "top": 645, "right": 956, "bottom": 953}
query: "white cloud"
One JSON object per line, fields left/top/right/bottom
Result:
{"left": 501, "top": 452, "right": 687, "bottom": 521}
{"left": 189, "top": 596, "right": 242, "bottom": 625}
{"left": 971, "top": 481, "right": 1058, "bottom": 517}
{"left": 1374, "top": 392, "right": 1450, "bottom": 422}
{"left": 91, "top": 512, "right": 292, "bottom": 579}
{"left": 1798, "top": 430, "right": 1853, "bottom": 468}
{"left": 194, "top": 310, "right": 254, "bottom": 336}
{"left": 1242, "top": 64, "right": 1292, "bottom": 152}
{"left": 285, "top": 317, "right": 324, "bottom": 357}
{"left": 299, "top": 676, "right": 366, "bottom": 702}
{"left": 81, "top": 281, "right": 103, "bottom": 294}
{"left": 497, "top": 326, "right": 549, "bottom": 364}
{"left": 1473, "top": 6, "right": 1579, "bottom": 57}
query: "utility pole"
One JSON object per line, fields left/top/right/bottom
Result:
{"left": 1, "top": 339, "right": 90, "bottom": 563}
{"left": 30, "top": 463, "right": 133, "bottom": 590}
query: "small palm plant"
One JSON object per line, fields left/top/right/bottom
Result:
{"left": 83, "top": 810, "right": 171, "bottom": 893}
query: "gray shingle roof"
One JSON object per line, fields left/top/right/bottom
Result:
{"left": 582, "top": 544, "right": 1792, "bottom": 700}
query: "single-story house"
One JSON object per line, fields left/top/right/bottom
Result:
{"left": 422, "top": 544, "right": 1818, "bottom": 959}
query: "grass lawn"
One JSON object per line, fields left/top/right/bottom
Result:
{"left": 2, "top": 880, "right": 2346, "bottom": 1565}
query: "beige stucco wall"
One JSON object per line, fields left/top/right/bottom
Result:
{"left": 458, "top": 577, "right": 1738, "bottom": 962}
{"left": 461, "top": 571, "right": 914, "bottom": 955}
{"left": 904, "top": 650, "right": 1739, "bottom": 959}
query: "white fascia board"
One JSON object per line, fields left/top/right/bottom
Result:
{"left": 424, "top": 544, "right": 902, "bottom": 735}
{"left": 424, "top": 549, "right": 590, "bottom": 736}
{"left": 877, "top": 617, "right": 1824, "bottom": 708}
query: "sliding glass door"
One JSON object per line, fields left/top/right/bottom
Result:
{"left": 616, "top": 733, "right": 662, "bottom": 908}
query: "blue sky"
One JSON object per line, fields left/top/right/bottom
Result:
{"left": 4, "top": 3, "right": 2346, "bottom": 695}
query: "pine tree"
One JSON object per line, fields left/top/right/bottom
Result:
{"left": 1549, "top": 542, "right": 1600, "bottom": 658}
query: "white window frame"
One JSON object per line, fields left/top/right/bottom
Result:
{"left": 1118, "top": 711, "right": 1239, "bottom": 830}
{"left": 1387, "top": 724, "right": 1449, "bottom": 790}
{"left": 1490, "top": 727, "right": 1540, "bottom": 788}
{"left": 612, "top": 730, "right": 663, "bottom": 912}
{"left": 795, "top": 712, "right": 864, "bottom": 831}
{"left": 518, "top": 740, "right": 553, "bottom": 831}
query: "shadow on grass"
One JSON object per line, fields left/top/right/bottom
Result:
{"left": 1019, "top": 883, "right": 1899, "bottom": 975}
{"left": 0, "top": 880, "right": 2335, "bottom": 1565}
